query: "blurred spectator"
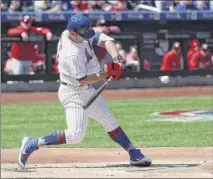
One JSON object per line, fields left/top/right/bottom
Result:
{"left": 89, "top": 0, "right": 111, "bottom": 11}
{"left": 115, "top": 41, "right": 127, "bottom": 59}
{"left": 70, "top": 0, "right": 80, "bottom": 12}
{"left": 79, "top": 0, "right": 92, "bottom": 12}
{"left": 34, "top": 0, "right": 50, "bottom": 12}
{"left": 46, "top": 0, "right": 73, "bottom": 13}
{"left": 2, "top": 0, "right": 213, "bottom": 12}
{"left": 126, "top": 0, "right": 137, "bottom": 10}
{"left": 4, "top": 45, "right": 46, "bottom": 75}
{"left": 4, "top": 58, "right": 14, "bottom": 75}
{"left": 160, "top": 42, "right": 182, "bottom": 71}
{"left": 70, "top": 0, "right": 92, "bottom": 12}
{"left": 187, "top": 39, "right": 200, "bottom": 68}
{"left": 136, "top": 0, "right": 156, "bottom": 7}
{"left": 93, "top": 19, "right": 121, "bottom": 34}
{"left": 126, "top": 45, "right": 139, "bottom": 70}
{"left": 22, "top": 0, "right": 34, "bottom": 11}
{"left": 89, "top": 0, "right": 102, "bottom": 10}
{"left": 188, "top": 43, "right": 213, "bottom": 70}
{"left": 193, "top": 0, "right": 210, "bottom": 10}
{"left": 8, "top": 0, "right": 22, "bottom": 12}
{"left": 155, "top": 0, "right": 174, "bottom": 11}
{"left": 1, "top": 0, "right": 10, "bottom": 11}
{"left": 7, "top": 15, "right": 52, "bottom": 75}
{"left": 174, "top": 0, "right": 197, "bottom": 11}
{"left": 126, "top": 46, "right": 139, "bottom": 61}
{"left": 110, "top": 0, "right": 127, "bottom": 11}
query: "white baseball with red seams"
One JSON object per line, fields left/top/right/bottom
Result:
{"left": 57, "top": 30, "right": 119, "bottom": 143}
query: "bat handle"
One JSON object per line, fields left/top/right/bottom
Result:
{"left": 107, "top": 75, "right": 113, "bottom": 81}
{"left": 82, "top": 76, "right": 113, "bottom": 110}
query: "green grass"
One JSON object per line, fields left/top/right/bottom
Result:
{"left": 1, "top": 96, "right": 213, "bottom": 149}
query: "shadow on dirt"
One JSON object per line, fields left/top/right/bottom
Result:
{"left": 26, "top": 163, "right": 200, "bottom": 170}
{"left": 2, "top": 168, "right": 36, "bottom": 173}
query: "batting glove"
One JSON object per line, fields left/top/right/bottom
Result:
{"left": 112, "top": 56, "right": 126, "bottom": 70}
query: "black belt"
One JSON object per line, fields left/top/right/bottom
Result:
{"left": 61, "top": 82, "right": 68, "bottom": 86}
{"left": 61, "top": 81, "right": 87, "bottom": 87}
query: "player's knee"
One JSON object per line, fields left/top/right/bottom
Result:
{"left": 65, "top": 130, "right": 85, "bottom": 144}
{"left": 100, "top": 114, "right": 119, "bottom": 132}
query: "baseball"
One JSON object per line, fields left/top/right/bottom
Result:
{"left": 159, "top": 76, "right": 170, "bottom": 83}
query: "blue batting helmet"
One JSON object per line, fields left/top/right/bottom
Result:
{"left": 67, "top": 14, "right": 95, "bottom": 39}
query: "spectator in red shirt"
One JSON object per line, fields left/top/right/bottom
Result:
{"left": 187, "top": 39, "right": 200, "bottom": 69}
{"left": 71, "top": 0, "right": 91, "bottom": 12}
{"left": 111, "top": 0, "right": 127, "bottom": 11}
{"left": 7, "top": 15, "right": 52, "bottom": 75}
{"left": 187, "top": 39, "right": 200, "bottom": 60}
{"left": 188, "top": 43, "right": 213, "bottom": 70}
{"left": 160, "top": 42, "right": 182, "bottom": 71}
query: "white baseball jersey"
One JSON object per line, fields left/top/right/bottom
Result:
{"left": 57, "top": 30, "right": 119, "bottom": 144}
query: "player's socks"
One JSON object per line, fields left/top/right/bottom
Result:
{"left": 108, "top": 127, "right": 136, "bottom": 151}
{"left": 37, "top": 130, "right": 66, "bottom": 147}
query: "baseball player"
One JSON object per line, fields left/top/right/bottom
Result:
{"left": 188, "top": 43, "right": 213, "bottom": 70}
{"left": 7, "top": 15, "right": 52, "bottom": 75}
{"left": 160, "top": 42, "right": 182, "bottom": 71}
{"left": 18, "top": 14, "right": 152, "bottom": 168}
{"left": 187, "top": 39, "right": 200, "bottom": 62}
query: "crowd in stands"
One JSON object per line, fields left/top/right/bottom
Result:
{"left": 1, "top": 0, "right": 213, "bottom": 13}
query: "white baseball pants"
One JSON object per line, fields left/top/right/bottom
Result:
{"left": 58, "top": 84, "right": 119, "bottom": 144}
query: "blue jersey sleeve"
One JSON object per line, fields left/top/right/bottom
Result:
{"left": 92, "top": 31, "right": 101, "bottom": 46}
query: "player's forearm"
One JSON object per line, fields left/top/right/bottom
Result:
{"left": 79, "top": 72, "right": 108, "bottom": 85}
{"left": 8, "top": 28, "right": 25, "bottom": 36}
{"left": 104, "top": 40, "right": 119, "bottom": 59}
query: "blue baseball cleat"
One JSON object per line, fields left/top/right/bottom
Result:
{"left": 129, "top": 149, "right": 152, "bottom": 166}
{"left": 18, "top": 137, "right": 38, "bottom": 168}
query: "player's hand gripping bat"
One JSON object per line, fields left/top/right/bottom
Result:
{"left": 82, "top": 60, "right": 132, "bottom": 110}
{"left": 82, "top": 76, "right": 113, "bottom": 109}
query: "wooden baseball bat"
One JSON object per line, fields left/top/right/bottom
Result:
{"left": 82, "top": 76, "right": 113, "bottom": 109}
